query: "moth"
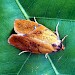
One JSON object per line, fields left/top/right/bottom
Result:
{"left": 8, "top": 17, "right": 67, "bottom": 57}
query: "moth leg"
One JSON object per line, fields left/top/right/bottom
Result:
{"left": 17, "top": 33, "right": 24, "bottom": 36}
{"left": 62, "top": 35, "right": 68, "bottom": 42}
{"left": 34, "top": 17, "right": 38, "bottom": 24}
{"left": 18, "top": 51, "right": 28, "bottom": 55}
{"left": 34, "top": 17, "right": 41, "bottom": 27}
{"left": 55, "top": 22, "right": 60, "bottom": 40}
{"left": 34, "top": 25, "right": 37, "bottom": 29}
{"left": 45, "top": 53, "right": 48, "bottom": 58}
{"left": 33, "top": 17, "right": 38, "bottom": 29}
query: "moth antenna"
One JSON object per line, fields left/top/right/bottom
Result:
{"left": 55, "top": 22, "right": 60, "bottom": 40}
{"left": 18, "top": 51, "right": 28, "bottom": 55}
{"left": 62, "top": 35, "right": 68, "bottom": 42}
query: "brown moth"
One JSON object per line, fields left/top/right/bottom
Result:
{"left": 8, "top": 18, "right": 67, "bottom": 57}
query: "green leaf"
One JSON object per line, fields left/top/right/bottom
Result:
{"left": 0, "top": 0, "right": 75, "bottom": 75}
{"left": 19, "top": 0, "right": 75, "bottom": 20}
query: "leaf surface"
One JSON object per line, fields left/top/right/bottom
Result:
{"left": 0, "top": 0, "right": 75, "bottom": 75}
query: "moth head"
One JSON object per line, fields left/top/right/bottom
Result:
{"left": 52, "top": 40, "right": 65, "bottom": 51}
{"left": 52, "top": 35, "right": 68, "bottom": 52}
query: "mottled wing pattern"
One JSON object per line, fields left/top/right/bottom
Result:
{"left": 14, "top": 19, "right": 39, "bottom": 34}
{"left": 8, "top": 20, "right": 58, "bottom": 54}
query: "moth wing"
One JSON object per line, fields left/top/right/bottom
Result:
{"left": 9, "top": 21, "right": 58, "bottom": 54}
{"left": 14, "top": 19, "right": 39, "bottom": 34}
{"left": 28, "top": 25, "right": 58, "bottom": 44}
{"left": 8, "top": 34, "right": 56, "bottom": 54}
